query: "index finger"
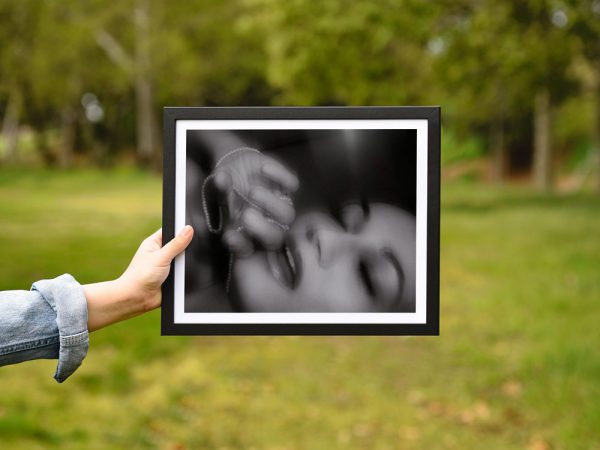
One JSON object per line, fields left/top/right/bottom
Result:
{"left": 261, "top": 160, "right": 300, "bottom": 192}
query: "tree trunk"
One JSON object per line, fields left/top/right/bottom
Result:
{"left": 36, "top": 129, "right": 56, "bottom": 166}
{"left": 95, "top": 3, "right": 158, "bottom": 169}
{"left": 135, "top": 75, "right": 157, "bottom": 167}
{"left": 533, "top": 88, "right": 552, "bottom": 192}
{"left": 59, "top": 106, "right": 76, "bottom": 169}
{"left": 1, "top": 91, "right": 22, "bottom": 164}
{"left": 490, "top": 115, "right": 505, "bottom": 184}
{"left": 134, "top": 0, "right": 158, "bottom": 168}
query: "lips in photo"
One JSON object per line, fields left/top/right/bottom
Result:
{"left": 266, "top": 235, "right": 303, "bottom": 290}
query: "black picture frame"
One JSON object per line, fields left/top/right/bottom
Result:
{"left": 162, "top": 106, "right": 440, "bottom": 335}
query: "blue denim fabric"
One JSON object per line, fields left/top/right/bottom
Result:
{"left": 0, "top": 274, "right": 89, "bottom": 383}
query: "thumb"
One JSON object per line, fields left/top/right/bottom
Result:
{"left": 158, "top": 225, "right": 194, "bottom": 263}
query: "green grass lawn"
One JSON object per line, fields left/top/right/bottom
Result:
{"left": 0, "top": 169, "right": 598, "bottom": 450}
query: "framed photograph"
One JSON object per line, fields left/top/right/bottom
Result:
{"left": 162, "top": 107, "right": 440, "bottom": 335}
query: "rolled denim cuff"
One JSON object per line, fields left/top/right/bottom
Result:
{"left": 32, "top": 274, "right": 89, "bottom": 383}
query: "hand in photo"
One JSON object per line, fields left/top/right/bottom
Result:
{"left": 204, "top": 148, "right": 299, "bottom": 256}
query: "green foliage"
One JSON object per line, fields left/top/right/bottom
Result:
{"left": 554, "top": 93, "right": 594, "bottom": 146}
{"left": 243, "top": 0, "right": 438, "bottom": 105}
{"left": 0, "top": 0, "right": 598, "bottom": 181}
{"left": 441, "top": 127, "right": 485, "bottom": 165}
{"left": 0, "top": 171, "right": 598, "bottom": 448}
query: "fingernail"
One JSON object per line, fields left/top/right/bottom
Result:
{"left": 180, "top": 225, "right": 193, "bottom": 237}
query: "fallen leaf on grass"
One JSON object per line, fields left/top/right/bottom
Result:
{"left": 527, "top": 435, "right": 551, "bottom": 450}
{"left": 502, "top": 380, "right": 523, "bottom": 398}
{"left": 166, "top": 443, "right": 186, "bottom": 450}
{"left": 353, "top": 422, "right": 374, "bottom": 438}
{"left": 400, "top": 426, "right": 420, "bottom": 441}
{"left": 459, "top": 401, "right": 491, "bottom": 425}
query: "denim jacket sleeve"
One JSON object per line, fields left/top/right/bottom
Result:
{"left": 0, "top": 274, "right": 89, "bottom": 383}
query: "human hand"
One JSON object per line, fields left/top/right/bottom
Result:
{"left": 84, "top": 226, "right": 193, "bottom": 331}
{"left": 118, "top": 226, "right": 194, "bottom": 311}
{"left": 204, "top": 149, "right": 299, "bottom": 256}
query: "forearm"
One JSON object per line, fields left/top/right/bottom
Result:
{"left": 83, "top": 278, "right": 147, "bottom": 332}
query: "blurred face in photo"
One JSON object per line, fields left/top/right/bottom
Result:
{"left": 230, "top": 202, "right": 416, "bottom": 312}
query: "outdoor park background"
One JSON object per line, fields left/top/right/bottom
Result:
{"left": 0, "top": 1, "right": 599, "bottom": 449}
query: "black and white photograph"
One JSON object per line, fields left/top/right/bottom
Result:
{"left": 162, "top": 107, "right": 440, "bottom": 334}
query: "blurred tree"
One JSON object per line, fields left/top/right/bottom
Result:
{"left": 0, "top": 2, "right": 40, "bottom": 164}
{"left": 511, "top": 1, "right": 578, "bottom": 192}
{"left": 434, "top": 1, "right": 519, "bottom": 184}
{"left": 91, "top": 0, "right": 159, "bottom": 167}
{"left": 91, "top": 0, "right": 272, "bottom": 167}
{"left": 243, "top": 0, "right": 436, "bottom": 105}
{"left": 28, "top": 1, "right": 100, "bottom": 167}
{"left": 437, "top": 0, "right": 577, "bottom": 190}
{"left": 0, "top": 0, "right": 126, "bottom": 167}
{"left": 152, "top": 1, "right": 273, "bottom": 107}
{"left": 570, "top": 0, "right": 600, "bottom": 192}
